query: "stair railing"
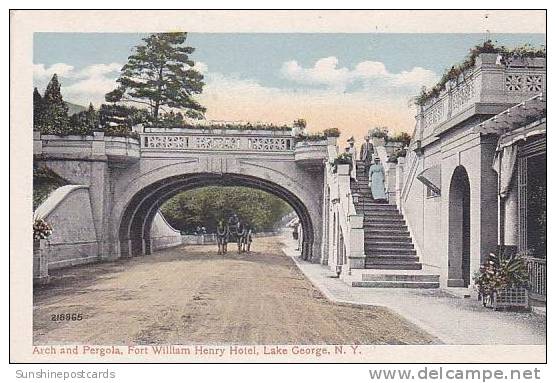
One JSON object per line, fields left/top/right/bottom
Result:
{"left": 325, "top": 143, "right": 366, "bottom": 275}
{"left": 337, "top": 164, "right": 366, "bottom": 272}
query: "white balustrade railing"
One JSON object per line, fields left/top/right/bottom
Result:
{"left": 325, "top": 141, "right": 365, "bottom": 272}
{"left": 140, "top": 131, "right": 295, "bottom": 152}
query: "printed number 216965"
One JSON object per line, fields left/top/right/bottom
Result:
{"left": 51, "top": 313, "right": 83, "bottom": 321}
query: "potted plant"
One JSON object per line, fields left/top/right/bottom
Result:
{"left": 369, "top": 127, "right": 389, "bottom": 147}
{"left": 473, "top": 251, "right": 530, "bottom": 311}
{"left": 331, "top": 152, "right": 353, "bottom": 173}
{"left": 33, "top": 217, "right": 52, "bottom": 284}
{"left": 33, "top": 217, "right": 52, "bottom": 244}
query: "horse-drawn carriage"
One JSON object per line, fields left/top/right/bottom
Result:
{"left": 216, "top": 214, "right": 253, "bottom": 255}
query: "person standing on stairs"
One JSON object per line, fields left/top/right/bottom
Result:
{"left": 368, "top": 156, "right": 387, "bottom": 201}
{"left": 346, "top": 136, "right": 357, "bottom": 179}
{"left": 359, "top": 133, "right": 374, "bottom": 169}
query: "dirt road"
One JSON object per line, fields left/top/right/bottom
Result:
{"left": 34, "top": 236, "right": 437, "bottom": 345}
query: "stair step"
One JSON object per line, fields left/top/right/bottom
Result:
{"left": 361, "top": 273, "right": 439, "bottom": 282}
{"left": 365, "top": 241, "right": 415, "bottom": 249}
{"left": 365, "top": 255, "right": 419, "bottom": 263}
{"left": 364, "top": 234, "right": 412, "bottom": 242}
{"left": 364, "top": 225, "right": 408, "bottom": 231}
{"left": 365, "top": 248, "right": 415, "bottom": 254}
{"left": 364, "top": 218, "right": 405, "bottom": 224}
{"left": 365, "top": 233, "right": 411, "bottom": 239}
{"left": 364, "top": 263, "right": 423, "bottom": 270}
{"left": 358, "top": 205, "right": 398, "bottom": 211}
{"left": 366, "top": 248, "right": 417, "bottom": 256}
{"left": 360, "top": 212, "right": 401, "bottom": 217}
{"left": 352, "top": 281, "right": 439, "bottom": 288}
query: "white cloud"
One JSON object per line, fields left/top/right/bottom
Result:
{"left": 281, "top": 57, "right": 351, "bottom": 89}
{"left": 33, "top": 62, "right": 123, "bottom": 106}
{"left": 281, "top": 56, "right": 438, "bottom": 91}
{"left": 33, "top": 63, "right": 75, "bottom": 80}
{"left": 74, "top": 63, "right": 121, "bottom": 79}
{"left": 353, "top": 61, "right": 389, "bottom": 77}
{"left": 390, "top": 67, "right": 438, "bottom": 87}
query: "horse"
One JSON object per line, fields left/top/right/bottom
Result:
{"left": 240, "top": 225, "right": 253, "bottom": 253}
{"left": 216, "top": 221, "right": 228, "bottom": 255}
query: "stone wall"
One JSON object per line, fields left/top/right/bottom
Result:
{"left": 149, "top": 211, "right": 183, "bottom": 251}
{"left": 400, "top": 120, "right": 499, "bottom": 287}
{"left": 34, "top": 186, "right": 99, "bottom": 269}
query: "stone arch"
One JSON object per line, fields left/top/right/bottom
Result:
{"left": 447, "top": 165, "right": 471, "bottom": 287}
{"left": 114, "top": 172, "right": 318, "bottom": 261}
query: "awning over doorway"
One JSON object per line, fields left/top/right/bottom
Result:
{"left": 417, "top": 165, "right": 441, "bottom": 195}
{"left": 497, "top": 119, "right": 546, "bottom": 150}
{"left": 492, "top": 119, "right": 546, "bottom": 198}
{"left": 472, "top": 93, "right": 546, "bottom": 135}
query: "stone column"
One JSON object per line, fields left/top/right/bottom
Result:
{"left": 90, "top": 132, "right": 109, "bottom": 260}
{"left": 503, "top": 176, "right": 519, "bottom": 250}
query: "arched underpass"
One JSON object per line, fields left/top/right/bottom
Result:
{"left": 118, "top": 173, "right": 315, "bottom": 259}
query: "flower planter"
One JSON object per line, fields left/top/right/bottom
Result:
{"left": 479, "top": 287, "right": 529, "bottom": 311}
{"left": 493, "top": 287, "right": 529, "bottom": 311}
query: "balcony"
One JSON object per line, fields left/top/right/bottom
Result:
{"left": 417, "top": 53, "right": 546, "bottom": 143}
{"left": 293, "top": 138, "right": 330, "bottom": 168}
{"left": 34, "top": 131, "right": 140, "bottom": 164}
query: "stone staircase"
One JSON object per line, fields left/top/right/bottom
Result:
{"left": 349, "top": 161, "right": 439, "bottom": 288}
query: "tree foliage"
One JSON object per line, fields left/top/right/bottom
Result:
{"left": 369, "top": 127, "right": 389, "bottom": 139}
{"left": 35, "top": 74, "right": 70, "bottom": 134}
{"left": 33, "top": 87, "right": 46, "bottom": 131}
{"left": 98, "top": 103, "right": 147, "bottom": 137}
{"left": 160, "top": 186, "right": 293, "bottom": 234}
{"left": 33, "top": 164, "right": 68, "bottom": 209}
{"left": 388, "top": 131, "right": 411, "bottom": 146}
{"left": 106, "top": 32, "right": 206, "bottom": 123}
{"left": 69, "top": 103, "right": 100, "bottom": 135}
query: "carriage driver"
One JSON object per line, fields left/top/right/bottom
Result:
{"left": 228, "top": 213, "right": 240, "bottom": 228}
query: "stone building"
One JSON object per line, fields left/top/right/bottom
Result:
{"left": 396, "top": 53, "right": 546, "bottom": 294}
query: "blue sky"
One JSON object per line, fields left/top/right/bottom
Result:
{"left": 33, "top": 32, "right": 545, "bottom": 138}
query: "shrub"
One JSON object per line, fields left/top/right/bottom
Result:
{"left": 69, "top": 103, "right": 100, "bottom": 136}
{"left": 387, "top": 132, "right": 411, "bottom": 147}
{"left": 297, "top": 133, "right": 327, "bottom": 141}
{"left": 293, "top": 119, "right": 307, "bottom": 129}
{"left": 33, "top": 218, "right": 53, "bottom": 241}
{"left": 331, "top": 152, "right": 353, "bottom": 173}
{"left": 369, "top": 127, "right": 389, "bottom": 139}
{"left": 473, "top": 251, "right": 529, "bottom": 298}
{"left": 323, "top": 127, "right": 340, "bottom": 137}
{"left": 388, "top": 148, "right": 407, "bottom": 163}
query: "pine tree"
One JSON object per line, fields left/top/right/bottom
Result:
{"left": 42, "top": 74, "right": 70, "bottom": 135}
{"left": 33, "top": 87, "right": 45, "bottom": 131}
{"left": 106, "top": 33, "right": 206, "bottom": 124}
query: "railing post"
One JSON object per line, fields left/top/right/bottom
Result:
{"left": 396, "top": 157, "right": 405, "bottom": 209}
{"left": 347, "top": 214, "right": 366, "bottom": 270}
{"left": 33, "top": 130, "right": 42, "bottom": 155}
{"left": 92, "top": 131, "right": 106, "bottom": 158}
{"left": 336, "top": 164, "right": 365, "bottom": 272}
